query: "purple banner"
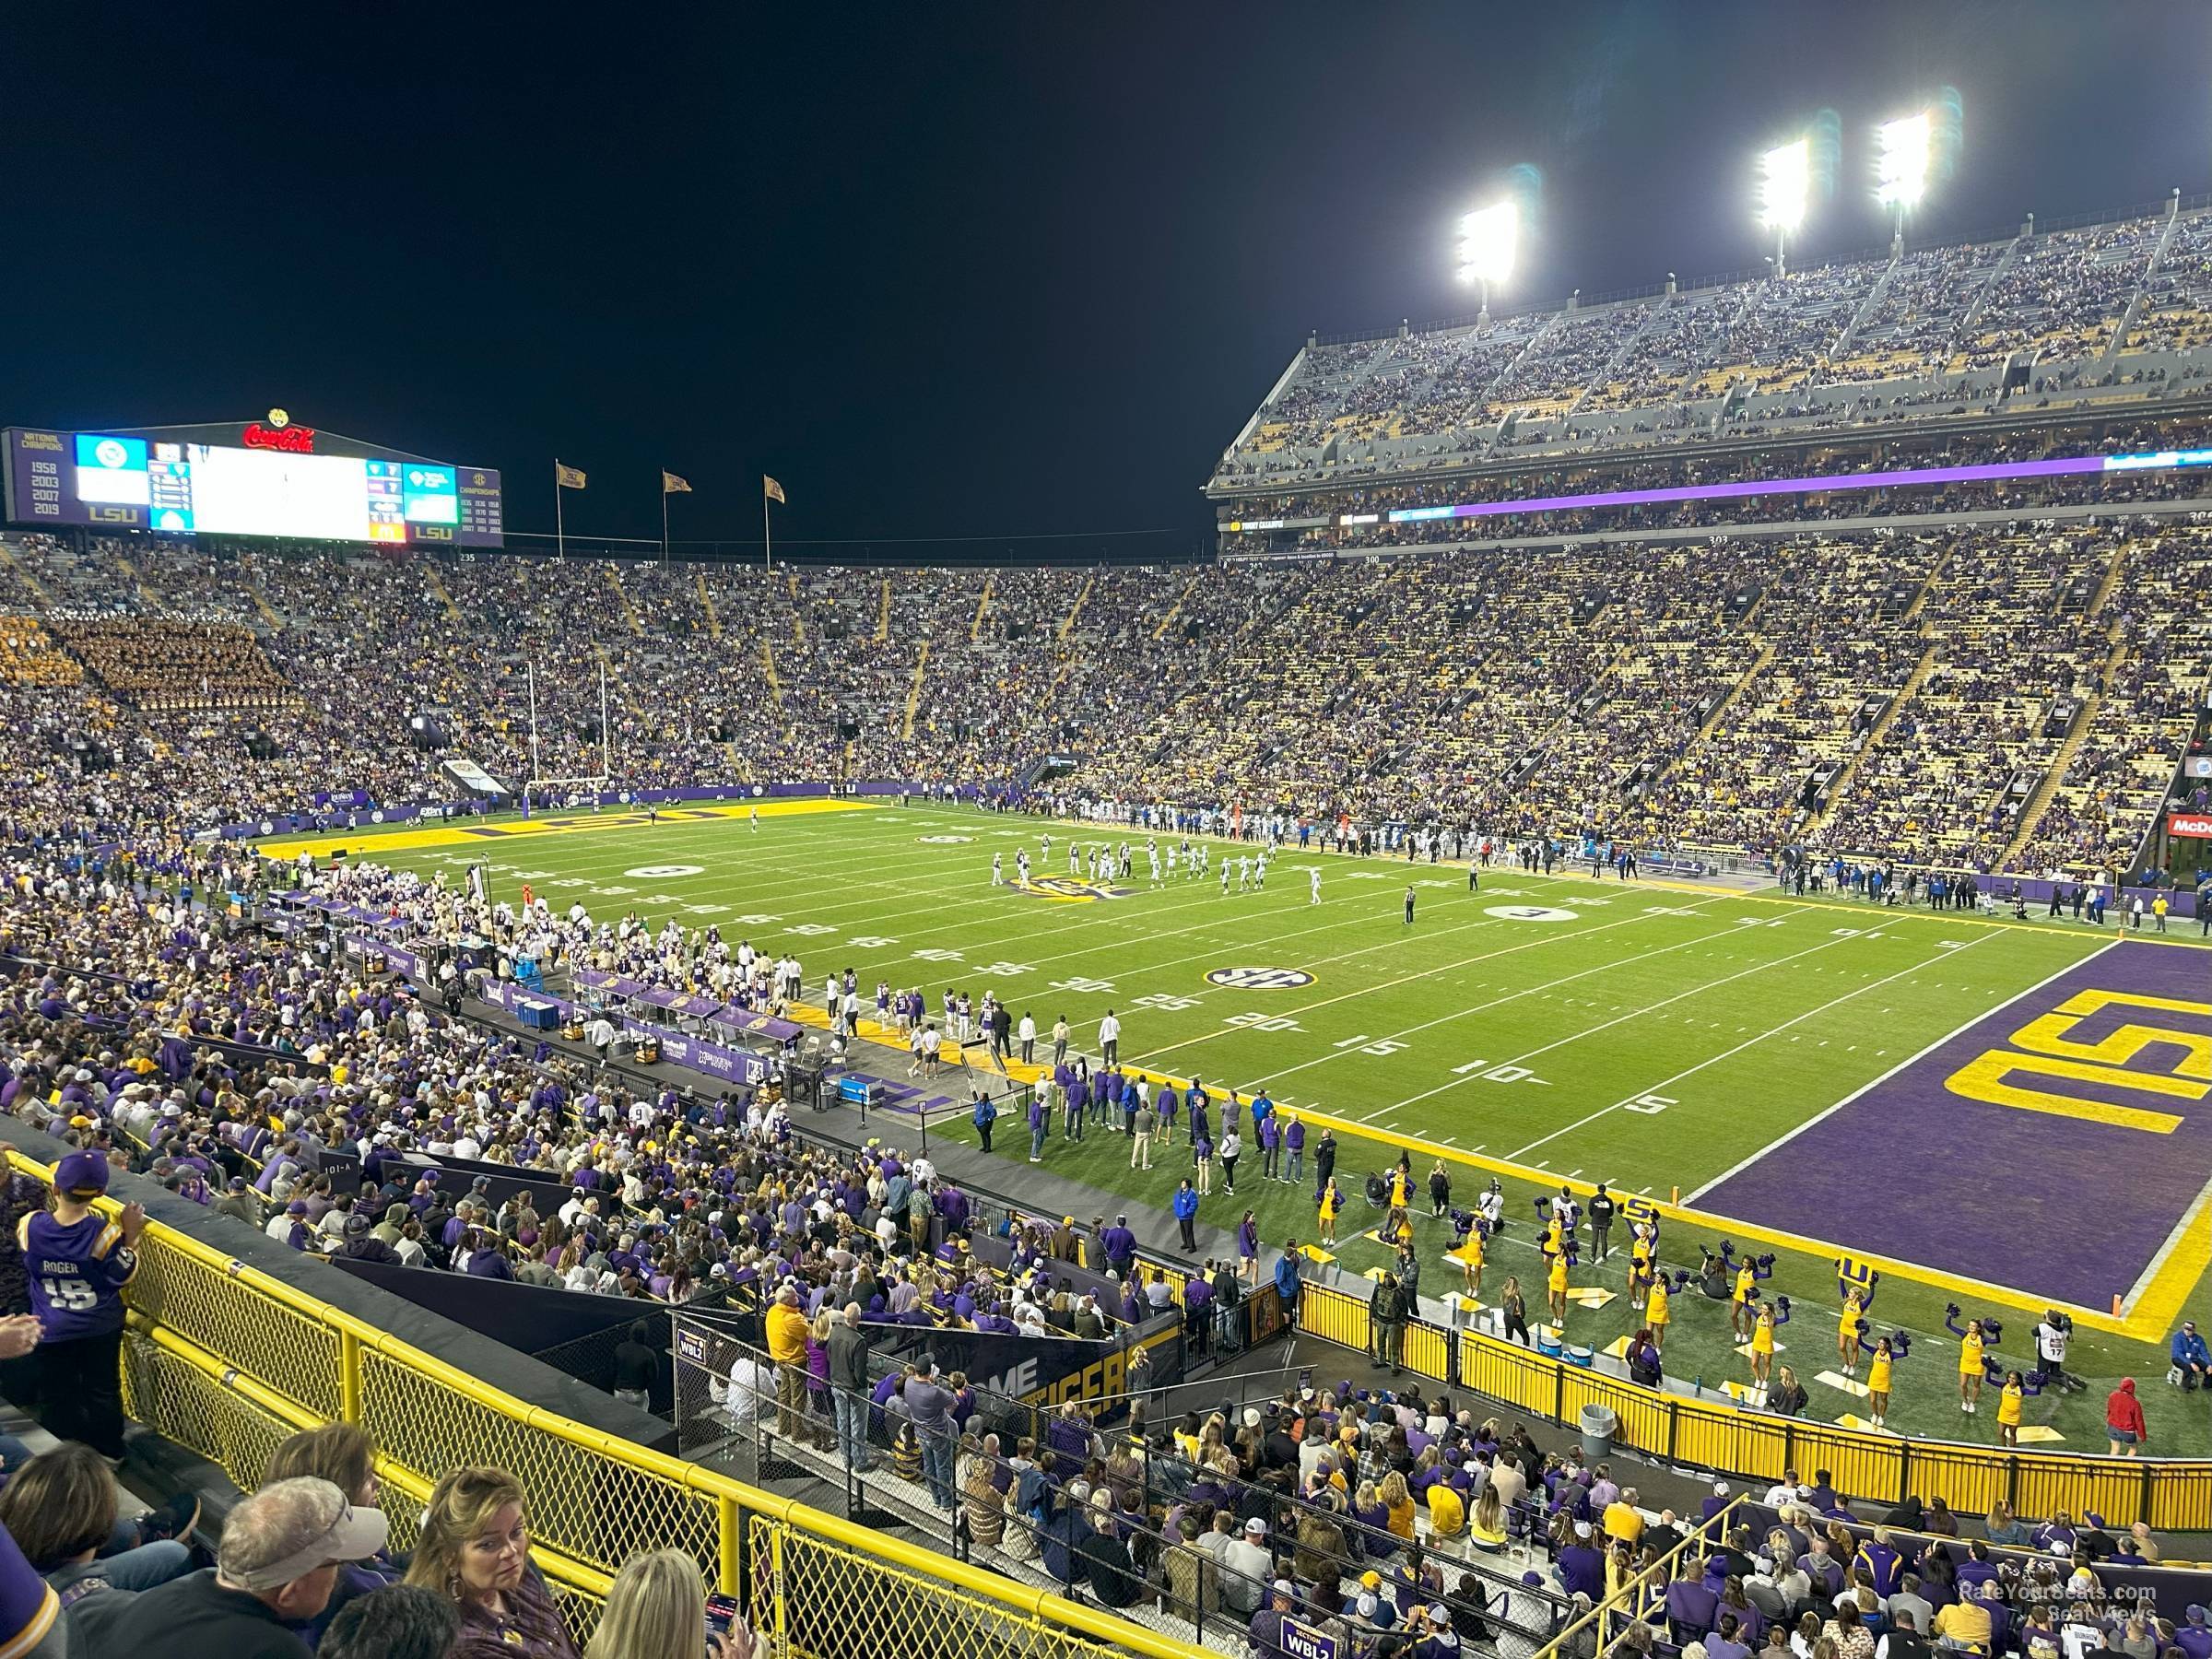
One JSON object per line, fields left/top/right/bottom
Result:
{"left": 4, "top": 429, "right": 84, "bottom": 527}
{"left": 1699, "top": 941, "right": 2212, "bottom": 1310}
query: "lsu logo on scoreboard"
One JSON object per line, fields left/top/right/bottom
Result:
{"left": 1944, "top": 984, "right": 2211, "bottom": 1135}
{"left": 1022, "top": 876, "right": 1131, "bottom": 904}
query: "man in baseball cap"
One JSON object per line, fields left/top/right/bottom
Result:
{"left": 99, "top": 1476, "right": 387, "bottom": 1654}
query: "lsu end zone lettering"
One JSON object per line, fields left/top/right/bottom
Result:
{"left": 1700, "top": 942, "right": 2212, "bottom": 1314}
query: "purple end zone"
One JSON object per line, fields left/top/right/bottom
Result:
{"left": 1698, "top": 943, "right": 2212, "bottom": 1310}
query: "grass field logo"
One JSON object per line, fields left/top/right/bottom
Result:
{"left": 918, "top": 833, "right": 973, "bottom": 843}
{"left": 1485, "top": 904, "right": 1579, "bottom": 922}
{"left": 624, "top": 864, "right": 704, "bottom": 878}
{"left": 1205, "top": 966, "right": 1316, "bottom": 990}
{"left": 1022, "top": 875, "right": 1132, "bottom": 903}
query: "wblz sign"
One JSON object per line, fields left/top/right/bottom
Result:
{"left": 1283, "top": 1616, "right": 1340, "bottom": 1659}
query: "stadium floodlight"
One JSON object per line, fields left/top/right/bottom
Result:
{"left": 1454, "top": 201, "right": 1518, "bottom": 313}
{"left": 1759, "top": 137, "right": 1810, "bottom": 275}
{"left": 1876, "top": 111, "right": 1932, "bottom": 247}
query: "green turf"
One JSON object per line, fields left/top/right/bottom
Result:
{"left": 351, "top": 800, "right": 2212, "bottom": 1454}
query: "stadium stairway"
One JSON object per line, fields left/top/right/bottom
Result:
{"left": 1803, "top": 639, "right": 1939, "bottom": 838}
{"left": 760, "top": 637, "right": 783, "bottom": 709}
{"left": 247, "top": 579, "right": 286, "bottom": 629}
{"left": 876, "top": 574, "right": 892, "bottom": 641}
{"left": 694, "top": 567, "right": 724, "bottom": 638}
{"left": 1680, "top": 637, "right": 1774, "bottom": 752}
{"left": 1995, "top": 608, "right": 2129, "bottom": 871}
{"left": 0, "top": 540, "right": 48, "bottom": 606}
{"left": 606, "top": 564, "right": 646, "bottom": 635}
{"left": 970, "top": 573, "right": 995, "bottom": 641}
{"left": 424, "top": 562, "right": 465, "bottom": 623}
{"left": 115, "top": 552, "right": 163, "bottom": 608}
{"left": 1057, "top": 571, "right": 1095, "bottom": 641}
{"left": 1150, "top": 571, "right": 1202, "bottom": 641}
{"left": 902, "top": 641, "right": 931, "bottom": 741}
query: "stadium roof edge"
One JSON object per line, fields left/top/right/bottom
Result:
{"left": 1303, "top": 190, "right": 2212, "bottom": 351}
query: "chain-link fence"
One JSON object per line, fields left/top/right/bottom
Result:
{"left": 672, "top": 1310, "right": 1573, "bottom": 1655}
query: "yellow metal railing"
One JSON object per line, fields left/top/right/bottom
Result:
{"left": 1291, "top": 1277, "right": 2212, "bottom": 1532}
{"left": 16, "top": 1151, "right": 1206, "bottom": 1658}
{"left": 1538, "top": 1495, "right": 1750, "bottom": 1658}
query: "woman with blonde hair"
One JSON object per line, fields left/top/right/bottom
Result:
{"left": 1470, "top": 1483, "right": 1509, "bottom": 1552}
{"left": 1378, "top": 1470, "right": 1417, "bottom": 1544}
{"left": 959, "top": 1432, "right": 1006, "bottom": 1548}
{"left": 585, "top": 1547, "right": 764, "bottom": 1659}
{"left": 406, "top": 1465, "right": 580, "bottom": 1659}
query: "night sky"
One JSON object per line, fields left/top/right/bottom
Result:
{"left": 5, "top": 3, "right": 2206, "bottom": 557}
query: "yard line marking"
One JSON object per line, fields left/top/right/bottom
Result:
{"left": 1373, "top": 909, "right": 1872, "bottom": 1118}
{"left": 1177, "top": 896, "right": 1741, "bottom": 1080}
{"left": 1681, "top": 936, "right": 2113, "bottom": 1205}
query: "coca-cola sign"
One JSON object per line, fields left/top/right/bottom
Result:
{"left": 241, "top": 422, "right": 316, "bottom": 453}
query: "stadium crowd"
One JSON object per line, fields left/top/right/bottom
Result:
{"left": 1210, "top": 205, "right": 2212, "bottom": 490}
{"left": 0, "top": 505, "right": 2204, "bottom": 889}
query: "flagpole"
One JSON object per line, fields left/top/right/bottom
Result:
{"left": 762, "top": 490, "right": 772, "bottom": 572}
{"left": 555, "top": 464, "right": 566, "bottom": 561}
{"left": 662, "top": 482, "right": 669, "bottom": 566}
{"left": 599, "top": 656, "right": 611, "bottom": 782}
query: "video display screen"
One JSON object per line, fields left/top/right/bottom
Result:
{"left": 6, "top": 424, "right": 502, "bottom": 547}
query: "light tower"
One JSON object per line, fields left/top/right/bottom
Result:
{"left": 1758, "top": 136, "right": 1811, "bottom": 276}
{"left": 1454, "top": 201, "right": 1519, "bottom": 321}
{"left": 1875, "top": 111, "right": 1932, "bottom": 255}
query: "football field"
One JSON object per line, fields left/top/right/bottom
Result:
{"left": 271, "top": 798, "right": 2212, "bottom": 1451}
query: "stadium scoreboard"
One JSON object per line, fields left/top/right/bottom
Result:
{"left": 3, "top": 418, "right": 503, "bottom": 547}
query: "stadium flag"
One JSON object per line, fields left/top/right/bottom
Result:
{"left": 660, "top": 471, "right": 691, "bottom": 563}
{"left": 760, "top": 474, "right": 785, "bottom": 571}
{"left": 552, "top": 461, "right": 589, "bottom": 560}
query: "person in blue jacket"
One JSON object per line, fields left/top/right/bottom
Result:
{"left": 1171, "top": 1181, "right": 1200, "bottom": 1252}
{"left": 1273, "top": 1241, "right": 1302, "bottom": 1330}
{"left": 971, "top": 1092, "right": 996, "bottom": 1153}
{"left": 2172, "top": 1320, "right": 2211, "bottom": 1389}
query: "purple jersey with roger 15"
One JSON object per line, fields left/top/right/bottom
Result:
{"left": 19, "top": 1211, "right": 136, "bottom": 1339}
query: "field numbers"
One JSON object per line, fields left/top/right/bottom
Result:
{"left": 1735, "top": 916, "right": 1786, "bottom": 928}
{"left": 732, "top": 913, "right": 779, "bottom": 925}
{"left": 1622, "top": 1092, "right": 1677, "bottom": 1116}
{"left": 1050, "top": 976, "right": 1116, "bottom": 994}
{"left": 785, "top": 923, "right": 836, "bottom": 936}
{"left": 912, "top": 947, "right": 964, "bottom": 962}
{"left": 1131, "top": 993, "right": 1199, "bottom": 1013}
{"left": 848, "top": 935, "right": 900, "bottom": 949}
{"left": 1830, "top": 927, "right": 1885, "bottom": 939}
{"left": 1449, "top": 1058, "right": 1550, "bottom": 1087}
{"left": 1333, "top": 1032, "right": 1407, "bottom": 1056}
{"left": 1227, "top": 1011, "right": 1302, "bottom": 1033}
{"left": 975, "top": 960, "right": 1033, "bottom": 978}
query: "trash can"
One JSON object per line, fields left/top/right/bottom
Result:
{"left": 1579, "top": 1402, "right": 1618, "bottom": 1463}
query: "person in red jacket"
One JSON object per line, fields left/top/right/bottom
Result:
{"left": 2106, "top": 1377, "right": 2148, "bottom": 1457}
